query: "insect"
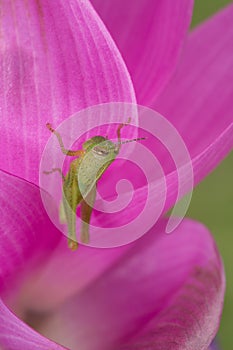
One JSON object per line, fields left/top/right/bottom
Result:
{"left": 44, "top": 119, "right": 145, "bottom": 251}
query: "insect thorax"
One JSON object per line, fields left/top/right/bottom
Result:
{"left": 77, "top": 140, "right": 117, "bottom": 198}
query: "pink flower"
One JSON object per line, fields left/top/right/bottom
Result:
{"left": 0, "top": 1, "right": 232, "bottom": 349}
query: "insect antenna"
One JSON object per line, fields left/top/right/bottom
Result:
{"left": 116, "top": 137, "right": 146, "bottom": 145}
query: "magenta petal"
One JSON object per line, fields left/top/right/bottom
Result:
{"left": 38, "top": 220, "right": 224, "bottom": 350}
{"left": 0, "top": 299, "right": 66, "bottom": 350}
{"left": 0, "top": 171, "right": 67, "bottom": 348}
{"left": 0, "top": 0, "right": 135, "bottom": 185}
{"left": 0, "top": 170, "right": 131, "bottom": 311}
{"left": 0, "top": 170, "right": 61, "bottom": 295}
{"left": 92, "top": 0, "right": 194, "bottom": 104}
{"left": 154, "top": 4, "right": 233, "bottom": 183}
{"left": 20, "top": 241, "right": 130, "bottom": 311}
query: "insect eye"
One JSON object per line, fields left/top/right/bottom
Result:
{"left": 92, "top": 146, "right": 109, "bottom": 156}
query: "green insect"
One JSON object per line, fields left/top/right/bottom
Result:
{"left": 44, "top": 119, "right": 145, "bottom": 251}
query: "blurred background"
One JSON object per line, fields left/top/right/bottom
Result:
{"left": 189, "top": 1, "right": 233, "bottom": 349}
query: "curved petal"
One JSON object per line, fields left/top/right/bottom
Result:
{"left": 19, "top": 237, "right": 130, "bottom": 312}
{"left": 0, "top": 171, "right": 130, "bottom": 311}
{"left": 154, "top": 4, "right": 233, "bottom": 183}
{"left": 0, "top": 170, "right": 61, "bottom": 296}
{"left": 0, "top": 299, "right": 66, "bottom": 350}
{"left": 33, "top": 2, "right": 233, "bottom": 248}
{"left": 33, "top": 219, "right": 225, "bottom": 350}
{"left": 16, "top": 128, "right": 231, "bottom": 308}
{"left": 91, "top": 0, "right": 194, "bottom": 104}
{"left": 0, "top": 0, "right": 136, "bottom": 185}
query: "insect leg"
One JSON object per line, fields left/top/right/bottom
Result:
{"left": 59, "top": 200, "right": 67, "bottom": 224}
{"left": 43, "top": 168, "right": 65, "bottom": 182}
{"left": 115, "top": 117, "right": 131, "bottom": 152}
{"left": 62, "top": 182, "right": 80, "bottom": 251}
{"left": 80, "top": 185, "right": 97, "bottom": 244}
{"left": 117, "top": 117, "right": 131, "bottom": 142}
{"left": 62, "top": 159, "right": 82, "bottom": 251}
{"left": 46, "top": 123, "right": 84, "bottom": 157}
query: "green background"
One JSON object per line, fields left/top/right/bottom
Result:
{"left": 189, "top": 1, "right": 232, "bottom": 349}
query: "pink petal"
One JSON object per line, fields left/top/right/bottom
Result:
{"left": 88, "top": 4, "right": 232, "bottom": 227}
{"left": 34, "top": 219, "right": 225, "bottom": 350}
{"left": 154, "top": 4, "right": 233, "bottom": 183}
{"left": 0, "top": 171, "right": 130, "bottom": 310}
{"left": 0, "top": 0, "right": 135, "bottom": 185}
{"left": 11, "top": 18, "right": 233, "bottom": 308}
{"left": 91, "top": 0, "right": 194, "bottom": 104}
{"left": 19, "top": 235, "right": 130, "bottom": 311}
{"left": 0, "top": 171, "right": 67, "bottom": 348}
{"left": 0, "top": 170, "right": 61, "bottom": 296}
{"left": 37, "top": 2, "right": 233, "bottom": 249}
{"left": 0, "top": 299, "right": 66, "bottom": 350}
